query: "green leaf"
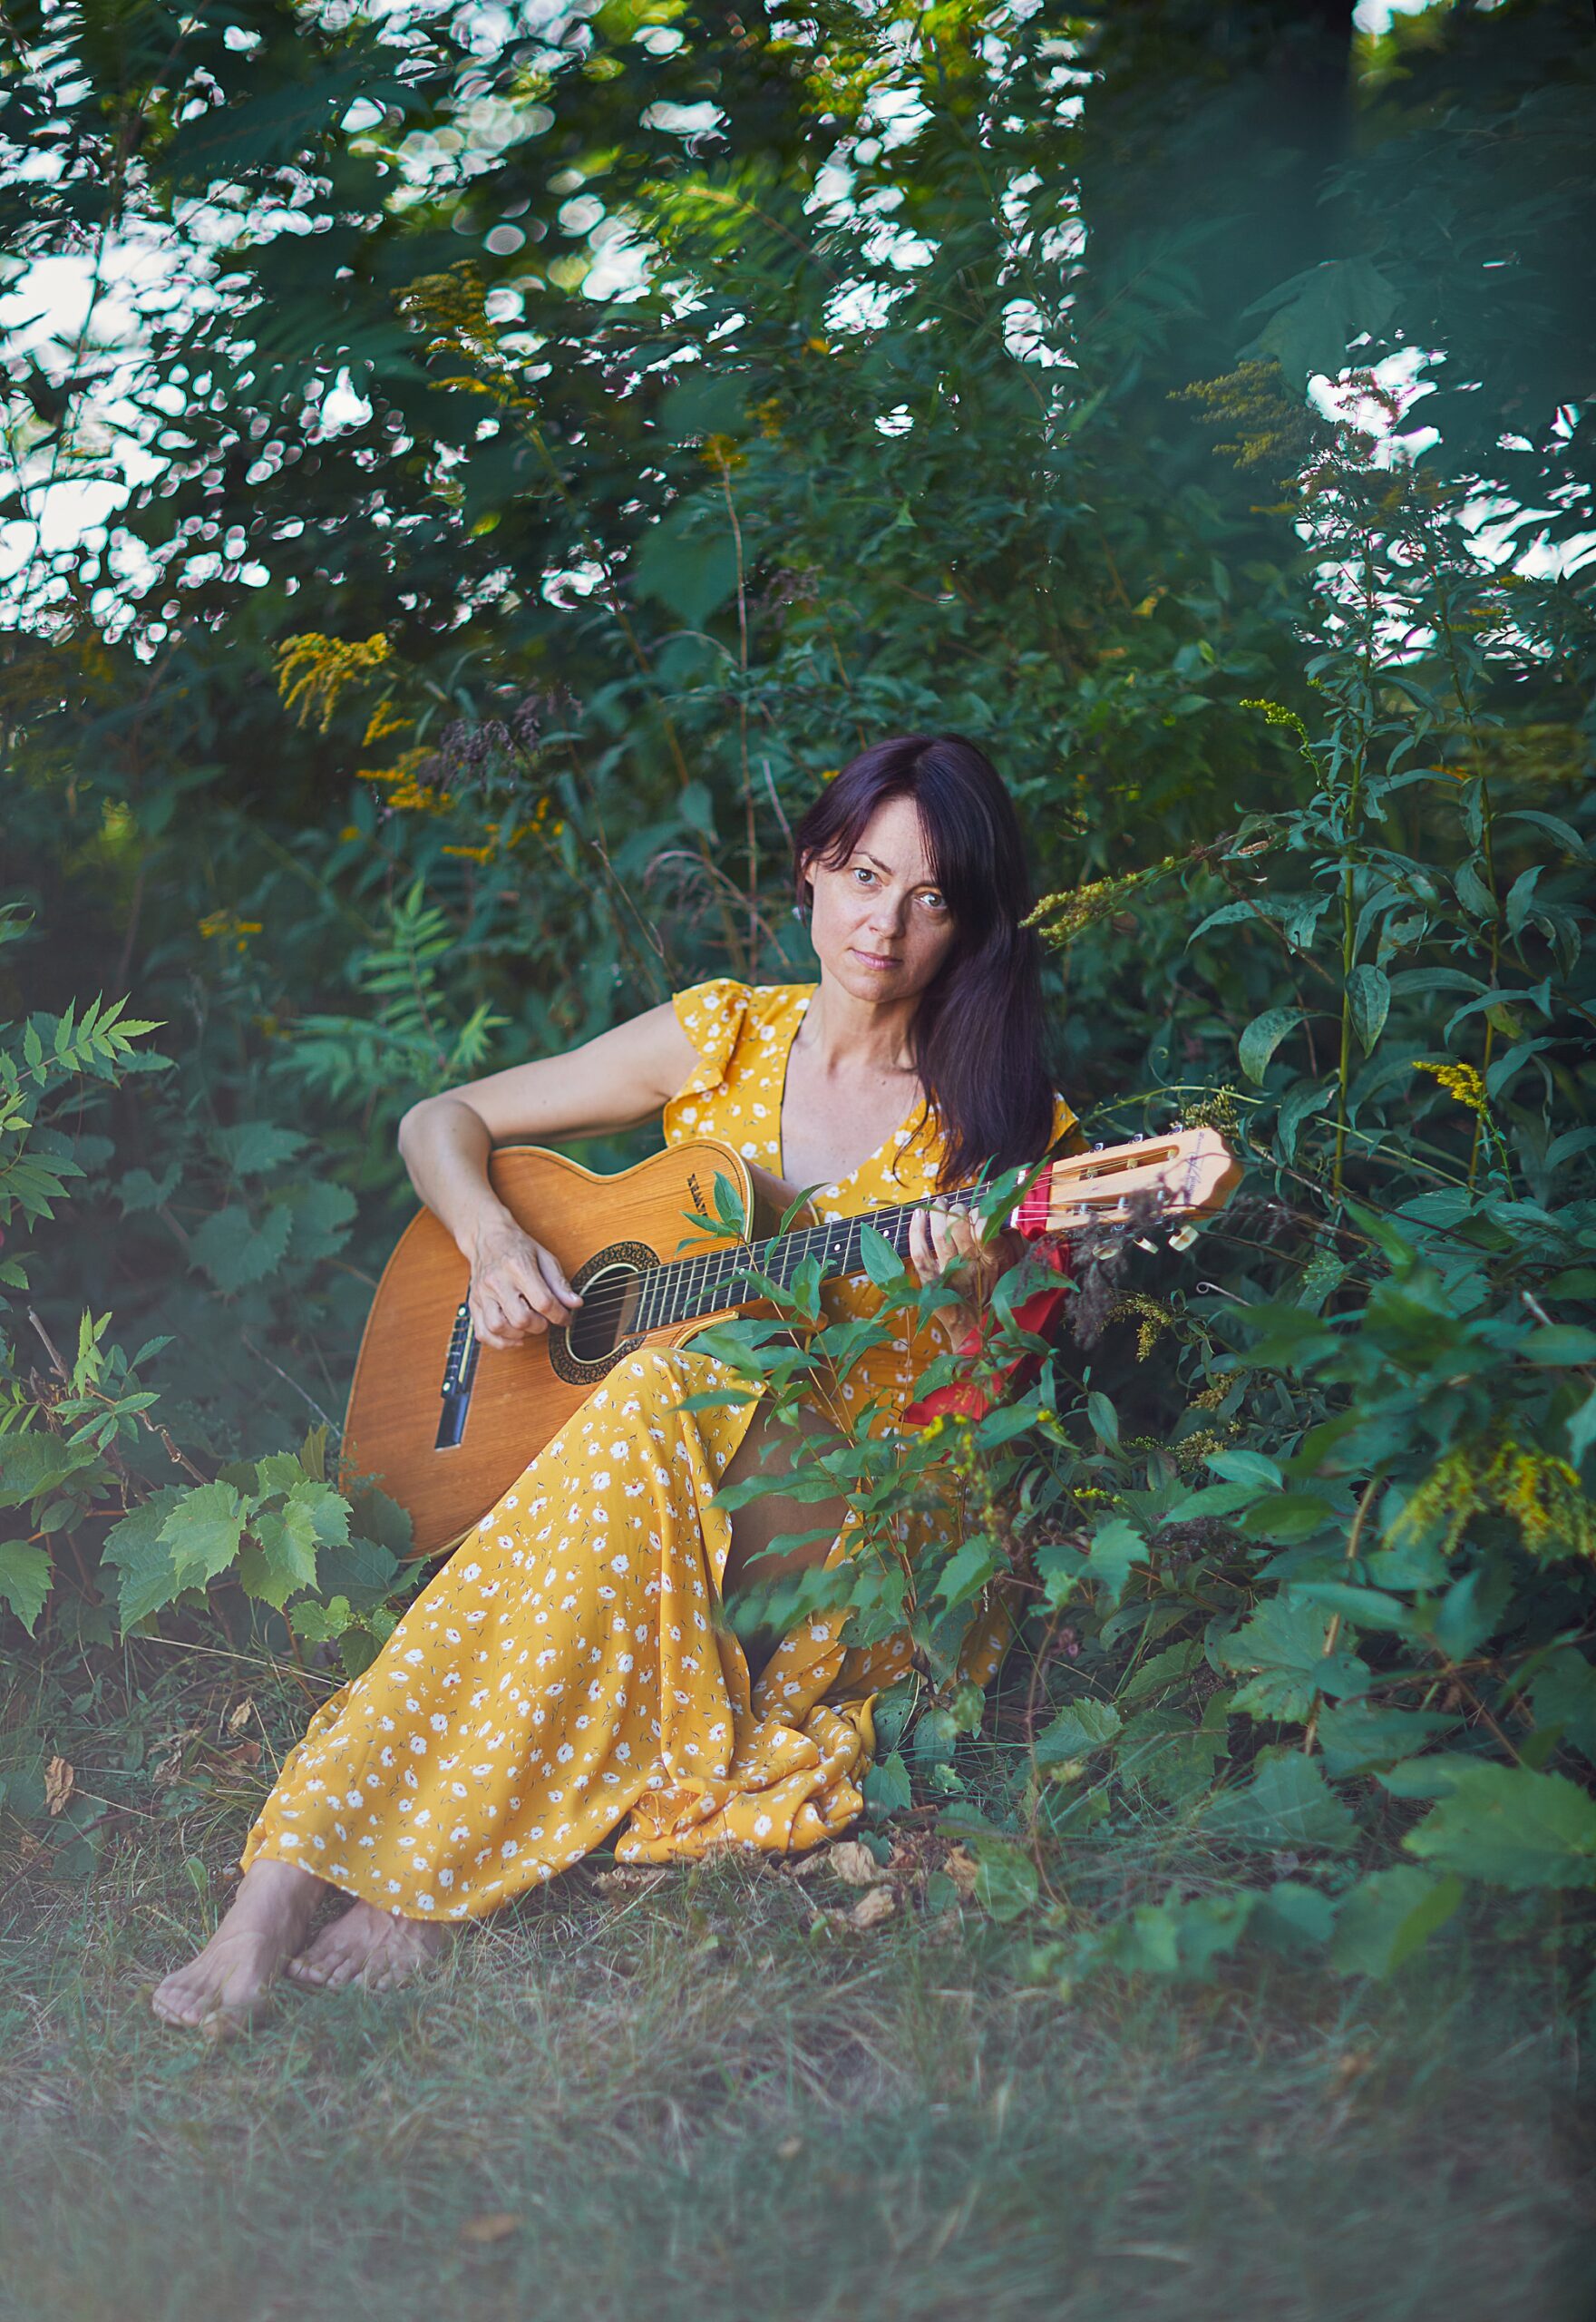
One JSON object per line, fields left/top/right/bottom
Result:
{"left": 1293, "top": 1579, "right": 1422, "bottom": 1636}
{"left": 190, "top": 1202, "right": 294, "bottom": 1293}
{"left": 633, "top": 503, "right": 740, "bottom": 627}
{"left": 1119, "top": 1696, "right": 1229, "bottom": 1810}
{"left": 660, "top": 368, "right": 752, "bottom": 441}
{"left": 1521, "top": 1325, "right": 1596, "bottom": 1367}
{"left": 678, "top": 781, "right": 717, "bottom": 838}
{"left": 1346, "top": 963, "right": 1390, "bottom": 1054}
{"left": 1241, "top": 255, "right": 1398, "bottom": 386}
{"left": 102, "top": 1488, "right": 190, "bottom": 1626}
{"left": 1116, "top": 1890, "right": 1260, "bottom": 1980}
{"left": 1315, "top": 1703, "right": 1458, "bottom": 1780}
{"left": 914, "top": 1708, "right": 959, "bottom": 1766}
{"left": 0, "top": 1540, "right": 51, "bottom": 1633}
{"left": 1205, "top": 1749, "right": 1359, "bottom": 1852}
{"left": 1252, "top": 1880, "right": 1338, "bottom": 1955}
{"left": 1330, "top": 1867, "right": 1463, "bottom": 1977}
{"left": 164, "top": 64, "right": 378, "bottom": 182}
{"left": 1217, "top": 1595, "right": 1367, "bottom": 1722}
{"left": 1429, "top": 1560, "right": 1512, "bottom": 1663}
{"left": 277, "top": 1178, "right": 357, "bottom": 1263}
{"left": 1206, "top": 1447, "right": 1281, "bottom": 1490}
{"left": 238, "top": 1479, "right": 349, "bottom": 1608}
{"left": 1238, "top": 1007, "right": 1301, "bottom": 1086}
{"left": 0, "top": 1429, "right": 100, "bottom": 1509}
{"left": 116, "top": 1163, "right": 181, "bottom": 1213}
{"left": 158, "top": 1480, "right": 254, "bottom": 1590}
{"left": 934, "top": 1533, "right": 1001, "bottom": 1610}
{"left": 1085, "top": 1517, "right": 1147, "bottom": 1606}
{"left": 968, "top": 1836, "right": 1040, "bottom": 1922}
{"left": 1161, "top": 1480, "right": 1261, "bottom": 1523}
{"left": 1530, "top": 1652, "right": 1596, "bottom": 1764}
{"left": 1567, "top": 1387, "right": 1596, "bottom": 1468}
{"left": 857, "top": 1223, "right": 904, "bottom": 1287}
{"left": 344, "top": 1480, "right": 414, "bottom": 1563}
{"left": 1503, "top": 863, "right": 1540, "bottom": 933}
{"left": 317, "top": 1532, "right": 402, "bottom": 1606}
{"left": 213, "top": 1121, "right": 308, "bottom": 1177}
{"left": 1034, "top": 1697, "right": 1122, "bottom": 1764}
{"left": 289, "top": 1594, "right": 355, "bottom": 1646}
{"left": 861, "top": 1749, "right": 912, "bottom": 1816}
{"left": 1085, "top": 1390, "right": 1118, "bottom": 1447}
{"left": 1403, "top": 1763, "right": 1596, "bottom": 1889}
{"left": 709, "top": 1170, "right": 748, "bottom": 1235}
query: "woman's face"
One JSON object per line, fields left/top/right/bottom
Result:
{"left": 803, "top": 792, "right": 959, "bottom": 1007}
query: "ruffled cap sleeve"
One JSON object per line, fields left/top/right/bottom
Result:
{"left": 667, "top": 978, "right": 750, "bottom": 1102}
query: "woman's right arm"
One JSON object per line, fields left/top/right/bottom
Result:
{"left": 397, "top": 1001, "right": 701, "bottom": 1351}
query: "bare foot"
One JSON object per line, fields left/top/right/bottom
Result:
{"left": 286, "top": 1898, "right": 451, "bottom": 1993}
{"left": 151, "top": 1856, "right": 326, "bottom": 2037}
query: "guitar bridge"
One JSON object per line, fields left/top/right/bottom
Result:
{"left": 434, "top": 1302, "right": 480, "bottom": 1449}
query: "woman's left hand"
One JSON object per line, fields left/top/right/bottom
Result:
{"left": 907, "top": 1197, "right": 1022, "bottom": 1322}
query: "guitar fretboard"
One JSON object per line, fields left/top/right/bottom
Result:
{"left": 632, "top": 1198, "right": 929, "bottom": 1334}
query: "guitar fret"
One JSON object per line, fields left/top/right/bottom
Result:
{"left": 650, "top": 1190, "right": 978, "bottom": 1335}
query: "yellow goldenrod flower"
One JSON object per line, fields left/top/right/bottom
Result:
{"left": 1415, "top": 1059, "right": 1489, "bottom": 1117}
{"left": 1109, "top": 1291, "right": 1175, "bottom": 1361}
{"left": 362, "top": 701, "right": 413, "bottom": 747}
{"left": 1389, "top": 1431, "right": 1596, "bottom": 1563}
{"left": 198, "top": 911, "right": 264, "bottom": 948}
{"left": 276, "top": 632, "right": 390, "bottom": 733}
{"left": 700, "top": 433, "right": 749, "bottom": 473}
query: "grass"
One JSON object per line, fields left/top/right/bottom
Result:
{"left": 2, "top": 1646, "right": 1593, "bottom": 2322}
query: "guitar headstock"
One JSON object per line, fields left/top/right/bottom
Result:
{"left": 1012, "top": 1128, "right": 1241, "bottom": 1242}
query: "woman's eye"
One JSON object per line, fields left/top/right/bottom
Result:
{"left": 852, "top": 866, "right": 875, "bottom": 884}
{"left": 921, "top": 892, "right": 947, "bottom": 912}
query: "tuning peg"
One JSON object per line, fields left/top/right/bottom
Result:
{"left": 1169, "top": 1224, "right": 1199, "bottom": 1252}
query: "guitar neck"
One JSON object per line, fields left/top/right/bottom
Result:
{"left": 628, "top": 1125, "right": 1241, "bottom": 1336}
{"left": 634, "top": 1200, "right": 924, "bottom": 1334}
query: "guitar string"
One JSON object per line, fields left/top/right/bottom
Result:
{"left": 504, "top": 1144, "right": 1213, "bottom": 1345}
{"left": 547, "top": 1177, "right": 1193, "bottom": 1340}
{"left": 544, "top": 1186, "right": 1157, "bottom": 1340}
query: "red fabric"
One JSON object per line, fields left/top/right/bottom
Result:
{"left": 900, "top": 1239, "right": 1070, "bottom": 1427}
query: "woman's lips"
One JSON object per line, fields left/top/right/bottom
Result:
{"left": 850, "top": 948, "right": 900, "bottom": 971}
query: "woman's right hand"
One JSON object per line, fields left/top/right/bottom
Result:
{"left": 468, "top": 1215, "right": 582, "bottom": 1351}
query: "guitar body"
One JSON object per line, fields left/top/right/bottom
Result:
{"left": 342, "top": 1140, "right": 761, "bottom": 1561}
{"left": 342, "top": 1120, "right": 1241, "bottom": 1566}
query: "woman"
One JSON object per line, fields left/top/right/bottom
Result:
{"left": 152, "top": 734, "right": 1073, "bottom": 2032}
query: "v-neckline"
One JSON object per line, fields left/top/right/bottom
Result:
{"left": 775, "top": 987, "right": 928, "bottom": 1198}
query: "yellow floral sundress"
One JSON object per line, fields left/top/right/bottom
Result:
{"left": 242, "top": 979, "right": 1074, "bottom": 1919}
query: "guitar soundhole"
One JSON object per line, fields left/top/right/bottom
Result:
{"left": 550, "top": 1241, "right": 657, "bottom": 1387}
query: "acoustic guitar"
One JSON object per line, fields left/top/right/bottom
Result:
{"left": 341, "top": 1127, "right": 1240, "bottom": 1561}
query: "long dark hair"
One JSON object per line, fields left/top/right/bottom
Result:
{"left": 791, "top": 735, "right": 1056, "bottom": 1190}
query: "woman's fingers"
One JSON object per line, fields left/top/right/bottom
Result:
{"left": 537, "top": 1247, "right": 583, "bottom": 1312}
{"left": 908, "top": 1201, "right": 1004, "bottom": 1289}
{"left": 470, "top": 1285, "right": 518, "bottom": 1351}
{"left": 472, "top": 1238, "right": 581, "bottom": 1346}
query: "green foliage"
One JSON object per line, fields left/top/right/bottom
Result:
{"left": 1, "top": 0, "right": 1592, "bottom": 1991}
